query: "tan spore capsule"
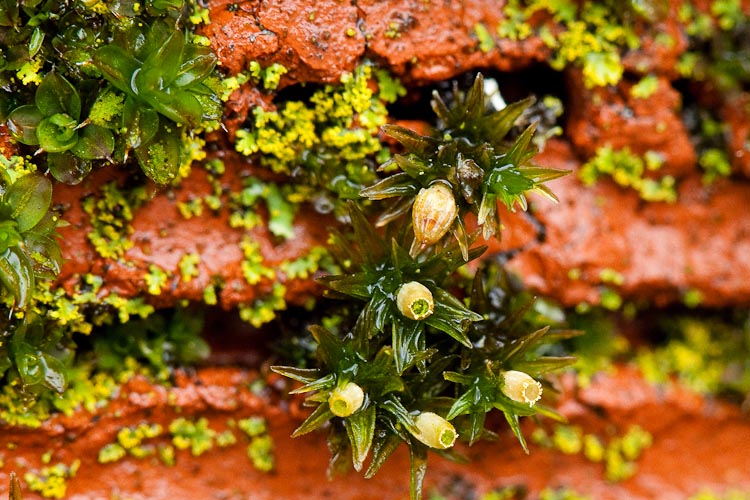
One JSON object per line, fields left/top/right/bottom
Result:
{"left": 412, "top": 182, "right": 458, "bottom": 249}
{"left": 396, "top": 281, "right": 434, "bottom": 320}
{"left": 501, "top": 370, "right": 543, "bottom": 407}
{"left": 412, "top": 412, "right": 457, "bottom": 449}
{"left": 328, "top": 381, "right": 365, "bottom": 417}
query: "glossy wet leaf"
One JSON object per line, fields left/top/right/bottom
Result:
{"left": 344, "top": 404, "right": 376, "bottom": 471}
{"left": 71, "top": 124, "right": 115, "bottom": 160}
{"left": 47, "top": 152, "right": 92, "bottom": 185}
{"left": 0, "top": 1, "right": 20, "bottom": 27}
{"left": 35, "top": 72, "right": 81, "bottom": 119}
{"left": 6, "top": 105, "right": 43, "bottom": 145}
{"left": 174, "top": 49, "right": 217, "bottom": 87}
{"left": 93, "top": 44, "right": 142, "bottom": 95}
{"left": 365, "top": 432, "right": 401, "bottom": 478}
{"left": 409, "top": 445, "right": 428, "bottom": 500}
{"left": 0, "top": 221, "right": 22, "bottom": 252}
{"left": 5, "top": 172, "right": 52, "bottom": 232}
{"left": 39, "top": 352, "right": 67, "bottom": 393}
{"left": 292, "top": 403, "right": 335, "bottom": 437}
{"left": 28, "top": 26, "right": 44, "bottom": 56}
{"left": 122, "top": 98, "right": 160, "bottom": 149}
{"left": 142, "top": 30, "right": 184, "bottom": 85}
{"left": 23, "top": 231, "right": 63, "bottom": 278}
{"left": 134, "top": 123, "right": 181, "bottom": 184}
{"left": 359, "top": 172, "right": 418, "bottom": 200}
{"left": 0, "top": 247, "right": 34, "bottom": 306}
{"left": 270, "top": 366, "right": 321, "bottom": 385}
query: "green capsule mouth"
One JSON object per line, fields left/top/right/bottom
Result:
{"left": 439, "top": 428, "right": 457, "bottom": 448}
{"left": 410, "top": 298, "right": 432, "bottom": 319}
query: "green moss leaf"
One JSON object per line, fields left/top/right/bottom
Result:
{"left": 6, "top": 105, "right": 43, "bottom": 145}
{"left": 5, "top": 173, "right": 52, "bottom": 232}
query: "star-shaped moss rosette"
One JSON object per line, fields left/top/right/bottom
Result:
{"left": 443, "top": 266, "right": 581, "bottom": 448}
{"left": 319, "top": 202, "right": 484, "bottom": 373}
{"left": 271, "top": 325, "right": 463, "bottom": 500}
{"left": 360, "top": 73, "right": 568, "bottom": 259}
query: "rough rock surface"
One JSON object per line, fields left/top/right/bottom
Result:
{"left": 48, "top": 0, "right": 750, "bottom": 311}
{"left": 1, "top": 366, "right": 748, "bottom": 500}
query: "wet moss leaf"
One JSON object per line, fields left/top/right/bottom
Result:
{"left": 0, "top": 247, "right": 33, "bottom": 306}
{"left": 47, "top": 152, "right": 92, "bottom": 185}
{"left": 35, "top": 71, "right": 81, "bottom": 119}
{"left": 292, "top": 403, "right": 335, "bottom": 437}
{"left": 92, "top": 45, "right": 141, "bottom": 96}
{"left": 345, "top": 404, "right": 376, "bottom": 471}
{"left": 6, "top": 105, "right": 43, "bottom": 145}
{"left": 71, "top": 124, "right": 115, "bottom": 160}
{"left": 6, "top": 173, "right": 52, "bottom": 232}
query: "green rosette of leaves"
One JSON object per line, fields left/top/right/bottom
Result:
{"left": 6, "top": 71, "right": 114, "bottom": 184}
{"left": 90, "top": 20, "right": 221, "bottom": 184}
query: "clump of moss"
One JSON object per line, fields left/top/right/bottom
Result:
{"left": 635, "top": 314, "right": 750, "bottom": 396}
{"left": 235, "top": 64, "right": 403, "bottom": 220}
{"left": 1, "top": 1, "right": 222, "bottom": 186}
{"left": 579, "top": 146, "right": 676, "bottom": 202}
{"left": 497, "top": 0, "right": 663, "bottom": 88}
{"left": 532, "top": 423, "right": 653, "bottom": 482}
{"left": 271, "top": 73, "right": 575, "bottom": 500}
{"left": 23, "top": 460, "right": 80, "bottom": 499}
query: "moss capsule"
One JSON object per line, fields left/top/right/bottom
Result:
{"left": 328, "top": 382, "right": 365, "bottom": 417}
{"left": 412, "top": 412, "right": 457, "bottom": 449}
{"left": 412, "top": 183, "right": 458, "bottom": 249}
{"left": 501, "top": 370, "right": 543, "bottom": 407}
{"left": 396, "top": 281, "right": 434, "bottom": 320}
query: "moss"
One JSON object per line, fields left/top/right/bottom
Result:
{"left": 248, "top": 61, "right": 288, "bottom": 91}
{"left": 238, "top": 282, "right": 287, "bottom": 328}
{"left": 682, "top": 288, "right": 704, "bottom": 308}
{"left": 169, "top": 417, "right": 217, "bottom": 456}
{"left": 699, "top": 148, "right": 732, "bottom": 184}
{"left": 533, "top": 424, "right": 652, "bottom": 482}
{"left": 635, "top": 315, "right": 750, "bottom": 395}
{"left": 279, "top": 246, "right": 334, "bottom": 280}
{"left": 178, "top": 253, "right": 201, "bottom": 283}
{"left": 599, "top": 268, "right": 625, "bottom": 286}
{"left": 98, "top": 443, "right": 127, "bottom": 464}
{"left": 579, "top": 146, "right": 676, "bottom": 203}
{"left": 600, "top": 288, "right": 623, "bottom": 311}
{"left": 630, "top": 74, "right": 659, "bottom": 99}
{"left": 474, "top": 23, "right": 496, "bottom": 53}
{"left": 498, "top": 1, "right": 645, "bottom": 88}
{"left": 247, "top": 434, "right": 275, "bottom": 472}
{"left": 82, "top": 182, "right": 149, "bottom": 260}
{"left": 688, "top": 490, "right": 750, "bottom": 500}
{"left": 23, "top": 460, "right": 80, "bottom": 499}
{"left": 238, "top": 416, "right": 267, "bottom": 437}
{"left": 540, "top": 487, "right": 592, "bottom": 500}
{"left": 177, "top": 198, "right": 204, "bottom": 219}
{"left": 239, "top": 238, "right": 275, "bottom": 286}
{"left": 235, "top": 64, "right": 399, "bottom": 219}
{"left": 144, "top": 264, "right": 170, "bottom": 295}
